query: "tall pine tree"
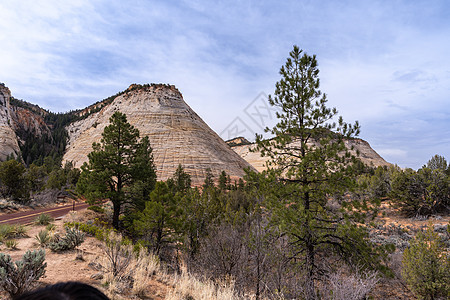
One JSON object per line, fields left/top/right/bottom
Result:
{"left": 255, "top": 46, "right": 389, "bottom": 298}
{"left": 77, "top": 112, "right": 156, "bottom": 229}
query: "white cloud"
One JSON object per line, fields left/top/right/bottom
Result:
{"left": 0, "top": 0, "right": 449, "bottom": 169}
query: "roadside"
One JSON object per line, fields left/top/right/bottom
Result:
{"left": 0, "top": 201, "right": 89, "bottom": 225}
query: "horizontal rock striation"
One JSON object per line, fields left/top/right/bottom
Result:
{"left": 229, "top": 138, "right": 391, "bottom": 173}
{"left": 63, "top": 84, "right": 255, "bottom": 185}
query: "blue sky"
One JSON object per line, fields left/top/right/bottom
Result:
{"left": 0, "top": 0, "right": 449, "bottom": 169}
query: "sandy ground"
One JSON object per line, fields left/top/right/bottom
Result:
{"left": 0, "top": 210, "right": 170, "bottom": 300}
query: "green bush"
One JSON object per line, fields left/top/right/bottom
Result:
{"left": 87, "top": 205, "right": 105, "bottom": 213}
{"left": 390, "top": 167, "right": 449, "bottom": 216}
{"left": 402, "top": 223, "right": 450, "bottom": 299}
{"left": 0, "top": 224, "right": 27, "bottom": 239}
{"left": 0, "top": 159, "right": 29, "bottom": 201}
{"left": 35, "top": 213, "right": 54, "bottom": 225}
{"left": 46, "top": 223, "right": 56, "bottom": 231}
{"left": 65, "top": 221, "right": 108, "bottom": 241}
{"left": 0, "top": 249, "right": 46, "bottom": 297}
{"left": 35, "top": 229, "right": 51, "bottom": 247}
{"left": 48, "top": 227, "right": 85, "bottom": 252}
{"left": 5, "top": 239, "right": 18, "bottom": 250}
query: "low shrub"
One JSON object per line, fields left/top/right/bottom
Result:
{"left": 320, "top": 269, "right": 379, "bottom": 300}
{"left": 131, "top": 247, "right": 160, "bottom": 297}
{"left": 5, "top": 239, "right": 18, "bottom": 250}
{"left": 165, "top": 272, "right": 238, "bottom": 300}
{"left": 88, "top": 205, "right": 105, "bottom": 213}
{"left": 66, "top": 221, "right": 108, "bottom": 241}
{"left": 46, "top": 223, "right": 56, "bottom": 231}
{"left": 402, "top": 223, "right": 450, "bottom": 299}
{"left": 35, "top": 213, "right": 54, "bottom": 225}
{"left": 35, "top": 229, "right": 51, "bottom": 247}
{"left": 0, "top": 249, "right": 47, "bottom": 297}
{"left": 0, "top": 224, "right": 27, "bottom": 239}
{"left": 48, "top": 227, "right": 85, "bottom": 252}
{"left": 103, "top": 231, "right": 133, "bottom": 278}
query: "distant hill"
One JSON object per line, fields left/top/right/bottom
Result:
{"left": 226, "top": 136, "right": 391, "bottom": 172}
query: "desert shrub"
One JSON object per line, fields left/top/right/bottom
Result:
{"left": 14, "top": 224, "right": 27, "bottom": 237}
{"left": 48, "top": 227, "right": 85, "bottom": 252}
{"left": 0, "top": 224, "right": 27, "bottom": 239}
{"left": 103, "top": 231, "right": 133, "bottom": 278}
{"left": 88, "top": 205, "right": 105, "bottom": 213}
{"left": 65, "top": 221, "right": 108, "bottom": 241}
{"left": 35, "top": 229, "right": 51, "bottom": 247}
{"left": 5, "top": 239, "right": 18, "bottom": 250}
{"left": 0, "top": 249, "right": 46, "bottom": 297}
{"left": 0, "top": 224, "right": 16, "bottom": 240}
{"left": 402, "top": 223, "right": 450, "bottom": 299}
{"left": 46, "top": 223, "right": 56, "bottom": 231}
{"left": 34, "top": 213, "right": 54, "bottom": 225}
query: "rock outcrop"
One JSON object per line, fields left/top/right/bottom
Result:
{"left": 63, "top": 84, "right": 254, "bottom": 185}
{"left": 9, "top": 104, "right": 51, "bottom": 139}
{"left": 0, "top": 84, "right": 20, "bottom": 160}
{"left": 229, "top": 137, "right": 391, "bottom": 172}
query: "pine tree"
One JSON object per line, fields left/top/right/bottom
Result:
{"left": 167, "top": 164, "right": 191, "bottom": 194}
{"left": 133, "top": 181, "right": 182, "bottom": 255}
{"left": 426, "top": 154, "right": 448, "bottom": 171}
{"left": 77, "top": 112, "right": 156, "bottom": 229}
{"left": 0, "top": 159, "right": 29, "bottom": 201}
{"left": 255, "top": 45, "right": 389, "bottom": 298}
{"left": 202, "top": 168, "right": 215, "bottom": 190}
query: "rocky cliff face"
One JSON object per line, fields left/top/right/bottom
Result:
{"left": 9, "top": 103, "right": 50, "bottom": 139}
{"left": 0, "top": 84, "right": 20, "bottom": 160}
{"left": 228, "top": 137, "right": 391, "bottom": 172}
{"left": 63, "top": 84, "right": 254, "bottom": 185}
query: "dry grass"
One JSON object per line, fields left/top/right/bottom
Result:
{"left": 99, "top": 232, "right": 162, "bottom": 299}
{"left": 164, "top": 272, "right": 238, "bottom": 300}
{"left": 321, "top": 269, "right": 379, "bottom": 300}
{"left": 130, "top": 247, "right": 160, "bottom": 297}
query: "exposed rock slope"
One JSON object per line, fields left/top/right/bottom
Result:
{"left": 0, "top": 84, "right": 20, "bottom": 160}
{"left": 63, "top": 84, "right": 254, "bottom": 185}
{"left": 228, "top": 137, "right": 391, "bottom": 172}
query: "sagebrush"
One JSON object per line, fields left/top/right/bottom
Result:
{"left": 48, "top": 227, "right": 85, "bottom": 252}
{"left": 0, "top": 249, "right": 46, "bottom": 297}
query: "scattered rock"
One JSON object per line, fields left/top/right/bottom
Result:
{"left": 75, "top": 253, "right": 85, "bottom": 261}
{"left": 88, "top": 262, "right": 103, "bottom": 271}
{"left": 90, "top": 272, "right": 104, "bottom": 280}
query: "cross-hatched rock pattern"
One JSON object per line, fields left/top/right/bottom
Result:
{"left": 229, "top": 138, "right": 391, "bottom": 172}
{"left": 63, "top": 84, "right": 254, "bottom": 186}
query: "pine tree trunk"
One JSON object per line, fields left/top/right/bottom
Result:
{"left": 112, "top": 200, "right": 120, "bottom": 229}
{"left": 304, "top": 191, "right": 316, "bottom": 300}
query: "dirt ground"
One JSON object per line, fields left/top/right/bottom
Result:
{"left": 0, "top": 210, "right": 170, "bottom": 300}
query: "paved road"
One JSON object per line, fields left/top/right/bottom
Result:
{"left": 0, "top": 202, "right": 89, "bottom": 225}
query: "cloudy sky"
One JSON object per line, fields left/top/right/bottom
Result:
{"left": 0, "top": 0, "right": 449, "bottom": 169}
